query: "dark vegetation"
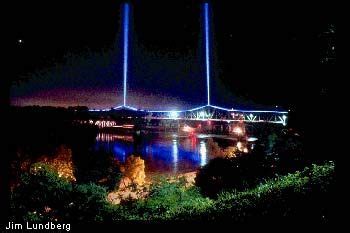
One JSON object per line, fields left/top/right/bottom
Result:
{"left": 6, "top": 106, "right": 335, "bottom": 223}
{"left": 10, "top": 163, "right": 111, "bottom": 222}
{"left": 196, "top": 128, "right": 309, "bottom": 198}
{"left": 8, "top": 106, "right": 121, "bottom": 191}
{"left": 195, "top": 150, "right": 270, "bottom": 198}
{"left": 74, "top": 149, "right": 121, "bottom": 191}
{"left": 9, "top": 106, "right": 94, "bottom": 156}
{"left": 9, "top": 162, "right": 335, "bottom": 223}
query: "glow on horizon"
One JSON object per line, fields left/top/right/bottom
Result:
{"left": 123, "top": 3, "right": 129, "bottom": 106}
{"left": 204, "top": 3, "right": 210, "bottom": 106}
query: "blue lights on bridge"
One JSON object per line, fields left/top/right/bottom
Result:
{"left": 113, "top": 105, "right": 138, "bottom": 111}
{"left": 169, "top": 111, "right": 180, "bottom": 119}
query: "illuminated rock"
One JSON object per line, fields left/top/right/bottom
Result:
{"left": 120, "top": 155, "right": 146, "bottom": 187}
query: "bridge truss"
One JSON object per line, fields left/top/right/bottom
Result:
{"left": 145, "top": 105, "right": 288, "bottom": 125}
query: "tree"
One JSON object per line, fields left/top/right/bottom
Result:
{"left": 66, "top": 183, "right": 109, "bottom": 222}
{"left": 10, "top": 163, "right": 72, "bottom": 221}
{"left": 270, "top": 131, "right": 308, "bottom": 174}
{"left": 73, "top": 149, "right": 122, "bottom": 191}
{"left": 195, "top": 145, "right": 271, "bottom": 198}
{"left": 10, "top": 163, "right": 112, "bottom": 222}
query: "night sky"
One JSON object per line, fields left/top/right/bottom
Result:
{"left": 11, "top": 0, "right": 335, "bottom": 110}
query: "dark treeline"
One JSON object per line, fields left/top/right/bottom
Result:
{"left": 8, "top": 105, "right": 121, "bottom": 189}
{"left": 7, "top": 105, "right": 95, "bottom": 185}
{"left": 9, "top": 106, "right": 94, "bottom": 154}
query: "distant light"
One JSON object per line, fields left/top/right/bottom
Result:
{"left": 247, "top": 137, "right": 258, "bottom": 142}
{"left": 182, "top": 125, "right": 194, "bottom": 133}
{"left": 169, "top": 111, "right": 179, "bottom": 119}
{"left": 233, "top": 126, "right": 243, "bottom": 135}
{"left": 282, "top": 115, "right": 287, "bottom": 126}
{"left": 124, "top": 105, "right": 137, "bottom": 111}
{"left": 18, "top": 39, "right": 23, "bottom": 43}
{"left": 197, "top": 134, "right": 208, "bottom": 139}
{"left": 237, "top": 142, "right": 243, "bottom": 150}
{"left": 275, "top": 105, "right": 278, "bottom": 108}
{"left": 122, "top": 124, "right": 134, "bottom": 129}
{"left": 243, "top": 148, "right": 248, "bottom": 153}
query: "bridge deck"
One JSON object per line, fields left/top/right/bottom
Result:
{"left": 88, "top": 104, "right": 288, "bottom": 126}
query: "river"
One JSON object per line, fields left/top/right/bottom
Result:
{"left": 94, "top": 132, "right": 256, "bottom": 176}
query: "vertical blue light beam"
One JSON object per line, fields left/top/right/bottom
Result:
{"left": 123, "top": 3, "right": 129, "bottom": 106}
{"left": 204, "top": 3, "right": 210, "bottom": 106}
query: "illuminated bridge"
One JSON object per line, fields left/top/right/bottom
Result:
{"left": 144, "top": 105, "right": 287, "bottom": 125}
{"left": 88, "top": 2, "right": 288, "bottom": 126}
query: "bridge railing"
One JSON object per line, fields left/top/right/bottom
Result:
{"left": 145, "top": 105, "right": 288, "bottom": 125}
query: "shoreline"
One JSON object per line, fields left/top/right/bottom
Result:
{"left": 107, "top": 170, "right": 197, "bottom": 204}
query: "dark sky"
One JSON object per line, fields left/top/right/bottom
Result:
{"left": 11, "top": 0, "right": 335, "bottom": 110}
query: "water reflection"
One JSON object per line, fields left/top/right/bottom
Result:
{"left": 199, "top": 141, "right": 207, "bottom": 167}
{"left": 95, "top": 133, "right": 252, "bottom": 175}
{"left": 172, "top": 139, "right": 178, "bottom": 173}
{"left": 96, "top": 133, "right": 133, "bottom": 142}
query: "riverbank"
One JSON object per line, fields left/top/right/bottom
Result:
{"left": 107, "top": 171, "right": 197, "bottom": 204}
{"left": 107, "top": 161, "right": 335, "bottom": 222}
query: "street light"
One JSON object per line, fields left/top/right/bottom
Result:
{"left": 169, "top": 111, "right": 179, "bottom": 119}
{"left": 233, "top": 126, "right": 243, "bottom": 135}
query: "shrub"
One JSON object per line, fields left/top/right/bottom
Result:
{"left": 118, "top": 177, "right": 213, "bottom": 221}
{"left": 195, "top": 147, "right": 272, "bottom": 198}
{"left": 212, "top": 161, "right": 335, "bottom": 222}
{"left": 10, "top": 163, "right": 113, "bottom": 222}
{"left": 10, "top": 161, "right": 335, "bottom": 223}
{"left": 10, "top": 163, "right": 73, "bottom": 221}
{"left": 65, "top": 183, "right": 109, "bottom": 222}
{"left": 73, "top": 149, "right": 122, "bottom": 191}
{"left": 269, "top": 130, "right": 309, "bottom": 174}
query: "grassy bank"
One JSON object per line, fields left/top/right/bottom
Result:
{"left": 9, "top": 161, "right": 335, "bottom": 222}
{"left": 106, "top": 161, "right": 335, "bottom": 222}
